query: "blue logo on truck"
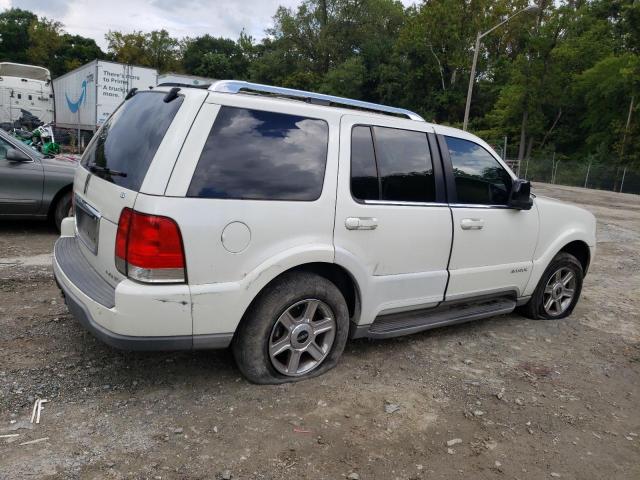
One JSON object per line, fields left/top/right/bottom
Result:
{"left": 65, "top": 80, "right": 87, "bottom": 113}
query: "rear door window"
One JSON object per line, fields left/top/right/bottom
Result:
{"left": 82, "top": 91, "right": 183, "bottom": 191}
{"left": 187, "top": 106, "right": 329, "bottom": 201}
{"left": 350, "top": 125, "right": 436, "bottom": 203}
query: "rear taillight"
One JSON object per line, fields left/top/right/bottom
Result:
{"left": 115, "top": 208, "right": 186, "bottom": 283}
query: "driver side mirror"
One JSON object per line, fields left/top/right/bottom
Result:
{"left": 508, "top": 179, "right": 533, "bottom": 210}
{"left": 6, "top": 148, "right": 31, "bottom": 163}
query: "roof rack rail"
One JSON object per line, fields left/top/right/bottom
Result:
{"left": 208, "top": 80, "right": 425, "bottom": 122}
{"left": 158, "top": 81, "right": 211, "bottom": 89}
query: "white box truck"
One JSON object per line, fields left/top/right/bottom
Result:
{"left": 53, "top": 60, "right": 157, "bottom": 131}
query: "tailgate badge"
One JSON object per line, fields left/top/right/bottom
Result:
{"left": 120, "top": 192, "right": 126, "bottom": 199}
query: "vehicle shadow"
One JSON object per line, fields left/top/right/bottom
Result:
{"left": 55, "top": 310, "right": 520, "bottom": 392}
{"left": 0, "top": 218, "right": 58, "bottom": 235}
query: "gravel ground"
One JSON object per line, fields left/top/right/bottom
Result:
{"left": 1, "top": 183, "right": 639, "bottom": 480}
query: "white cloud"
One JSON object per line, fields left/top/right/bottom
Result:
{"left": 9, "top": 0, "right": 417, "bottom": 50}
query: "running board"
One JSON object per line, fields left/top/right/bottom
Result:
{"left": 354, "top": 294, "right": 517, "bottom": 340}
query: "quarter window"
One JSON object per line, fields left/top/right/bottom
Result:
{"left": 350, "top": 125, "right": 435, "bottom": 203}
{"left": 188, "top": 107, "right": 329, "bottom": 201}
{"left": 350, "top": 126, "right": 378, "bottom": 201}
{"left": 446, "top": 136, "right": 512, "bottom": 205}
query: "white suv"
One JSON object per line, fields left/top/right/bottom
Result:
{"left": 53, "top": 81, "right": 596, "bottom": 383}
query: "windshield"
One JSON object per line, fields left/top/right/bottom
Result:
{"left": 82, "top": 91, "right": 183, "bottom": 191}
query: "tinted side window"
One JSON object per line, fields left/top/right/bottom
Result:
{"left": 188, "top": 107, "right": 329, "bottom": 201}
{"left": 350, "top": 126, "right": 378, "bottom": 201}
{"left": 446, "top": 137, "right": 512, "bottom": 205}
{"left": 82, "top": 91, "right": 183, "bottom": 191}
{"left": 373, "top": 127, "right": 435, "bottom": 203}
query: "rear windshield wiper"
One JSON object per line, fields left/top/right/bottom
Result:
{"left": 89, "top": 165, "right": 128, "bottom": 177}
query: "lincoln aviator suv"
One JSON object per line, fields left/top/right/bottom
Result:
{"left": 53, "top": 81, "right": 596, "bottom": 383}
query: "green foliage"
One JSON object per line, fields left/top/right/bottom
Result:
{"left": 26, "top": 17, "right": 63, "bottom": 67}
{"left": 105, "top": 29, "right": 180, "bottom": 71}
{"left": 182, "top": 35, "right": 249, "bottom": 79}
{"left": 0, "top": 0, "right": 637, "bottom": 167}
{"left": 51, "top": 35, "right": 105, "bottom": 77}
{"left": 0, "top": 8, "right": 37, "bottom": 63}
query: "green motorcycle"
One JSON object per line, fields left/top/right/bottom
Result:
{"left": 10, "top": 122, "right": 61, "bottom": 156}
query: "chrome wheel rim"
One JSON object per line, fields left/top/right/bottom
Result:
{"left": 268, "top": 299, "right": 336, "bottom": 377}
{"left": 543, "top": 267, "right": 576, "bottom": 316}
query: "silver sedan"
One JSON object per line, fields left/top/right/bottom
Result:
{"left": 0, "top": 128, "right": 77, "bottom": 231}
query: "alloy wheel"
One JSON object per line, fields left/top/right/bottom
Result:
{"left": 268, "top": 299, "right": 336, "bottom": 377}
{"left": 542, "top": 267, "right": 577, "bottom": 316}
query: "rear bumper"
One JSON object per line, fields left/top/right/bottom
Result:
{"left": 53, "top": 236, "right": 232, "bottom": 351}
{"left": 56, "top": 276, "right": 195, "bottom": 351}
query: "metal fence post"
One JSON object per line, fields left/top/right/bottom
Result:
{"left": 584, "top": 162, "right": 591, "bottom": 189}
{"left": 620, "top": 167, "right": 627, "bottom": 193}
{"left": 503, "top": 136, "right": 508, "bottom": 161}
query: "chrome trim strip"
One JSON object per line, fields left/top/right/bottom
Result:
{"left": 209, "top": 80, "right": 425, "bottom": 122}
{"left": 363, "top": 200, "right": 449, "bottom": 207}
{"left": 75, "top": 195, "right": 101, "bottom": 218}
{"left": 449, "top": 203, "right": 512, "bottom": 209}
{"left": 444, "top": 287, "right": 521, "bottom": 301}
{"left": 74, "top": 195, "right": 101, "bottom": 255}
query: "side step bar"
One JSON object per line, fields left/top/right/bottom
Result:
{"left": 352, "top": 294, "right": 517, "bottom": 340}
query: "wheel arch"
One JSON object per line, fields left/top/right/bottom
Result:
{"left": 47, "top": 183, "right": 73, "bottom": 220}
{"left": 239, "top": 262, "right": 362, "bottom": 328}
{"left": 558, "top": 240, "right": 591, "bottom": 274}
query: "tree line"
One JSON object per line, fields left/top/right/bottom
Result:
{"left": 0, "top": 1, "right": 638, "bottom": 168}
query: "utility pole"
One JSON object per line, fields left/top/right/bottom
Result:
{"left": 618, "top": 96, "right": 634, "bottom": 193}
{"left": 462, "top": 5, "right": 539, "bottom": 131}
{"left": 620, "top": 167, "right": 627, "bottom": 193}
{"left": 584, "top": 162, "right": 591, "bottom": 189}
{"left": 463, "top": 32, "right": 482, "bottom": 132}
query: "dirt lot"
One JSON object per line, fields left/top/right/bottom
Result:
{"left": 1, "top": 183, "right": 639, "bottom": 480}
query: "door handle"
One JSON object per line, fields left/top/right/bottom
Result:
{"left": 345, "top": 217, "right": 378, "bottom": 230}
{"left": 460, "top": 218, "right": 484, "bottom": 230}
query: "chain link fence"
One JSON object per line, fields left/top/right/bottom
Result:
{"left": 504, "top": 157, "right": 640, "bottom": 195}
{"left": 486, "top": 139, "right": 639, "bottom": 195}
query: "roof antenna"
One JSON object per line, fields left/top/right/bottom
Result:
{"left": 163, "top": 87, "right": 180, "bottom": 103}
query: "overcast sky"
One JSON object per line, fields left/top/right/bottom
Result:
{"left": 3, "top": 0, "right": 417, "bottom": 50}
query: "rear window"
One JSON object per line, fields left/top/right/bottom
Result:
{"left": 187, "top": 106, "right": 329, "bottom": 201}
{"left": 82, "top": 91, "right": 183, "bottom": 191}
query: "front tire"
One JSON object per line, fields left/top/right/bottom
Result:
{"left": 520, "top": 252, "right": 584, "bottom": 320}
{"left": 232, "top": 271, "right": 349, "bottom": 384}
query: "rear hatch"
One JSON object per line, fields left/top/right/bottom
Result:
{"left": 73, "top": 88, "right": 196, "bottom": 288}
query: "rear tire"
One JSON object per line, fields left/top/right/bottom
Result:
{"left": 232, "top": 271, "right": 349, "bottom": 384}
{"left": 519, "top": 252, "right": 583, "bottom": 320}
{"left": 53, "top": 191, "right": 73, "bottom": 232}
